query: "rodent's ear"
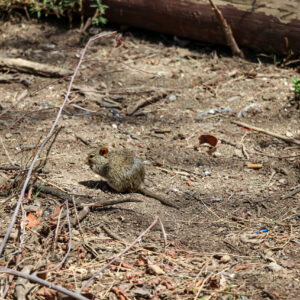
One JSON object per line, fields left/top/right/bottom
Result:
{"left": 99, "top": 147, "right": 109, "bottom": 157}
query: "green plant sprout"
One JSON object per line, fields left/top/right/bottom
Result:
{"left": 292, "top": 77, "right": 300, "bottom": 99}
{"left": 0, "top": 0, "right": 108, "bottom": 26}
{"left": 33, "top": 181, "right": 43, "bottom": 200}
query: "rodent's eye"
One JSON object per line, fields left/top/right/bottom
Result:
{"left": 99, "top": 147, "right": 109, "bottom": 157}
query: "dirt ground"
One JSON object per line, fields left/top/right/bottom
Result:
{"left": 0, "top": 17, "right": 299, "bottom": 300}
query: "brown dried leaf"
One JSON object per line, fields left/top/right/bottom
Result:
{"left": 186, "top": 179, "right": 193, "bottom": 187}
{"left": 235, "top": 263, "right": 249, "bottom": 271}
{"left": 37, "top": 287, "right": 57, "bottom": 299}
{"left": 199, "top": 134, "right": 218, "bottom": 147}
{"left": 25, "top": 212, "right": 41, "bottom": 229}
{"left": 281, "top": 260, "right": 295, "bottom": 269}
{"left": 50, "top": 205, "right": 62, "bottom": 221}
{"left": 148, "top": 263, "right": 165, "bottom": 275}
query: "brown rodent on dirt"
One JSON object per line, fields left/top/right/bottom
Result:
{"left": 86, "top": 146, "right": 178, "bottom": 208}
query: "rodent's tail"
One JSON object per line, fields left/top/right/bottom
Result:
{"left": 138, "top": 187, "right": 179, "bottom": 209}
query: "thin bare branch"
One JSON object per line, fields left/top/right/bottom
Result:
{"left": 0, "top": 267, "right": 89, "bottom": 300}
{"left": 80, "top": 216, "right": 160, "bottom": 292}
{"left": 35, "top": 201, "right": 72, "bottom": 275}
{"left": 0, "top": 30, "right": 115, "bottom": 256}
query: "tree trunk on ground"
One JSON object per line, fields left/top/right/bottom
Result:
{"left": 99, "top": 0, "right": 300, "bottom": 55}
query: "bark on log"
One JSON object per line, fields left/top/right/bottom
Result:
{"left": 99, "top": 0, "right": 300, "bottom": 55}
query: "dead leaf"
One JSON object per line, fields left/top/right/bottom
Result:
{"left": 235, "top": 263, "right": 249, "bottom": 271}
{"left": 50, "top": 205, "right": 62, "bottom": 221}
{"left": 111, "top": 287, "right": 130, "bottom": 300}
{"left": 186, "top": 180, "right": 193, "bottom": 187}
{"left": 162, "top": 279, "right": 175, "bottom": 290}
{"left": 25, "top": 212, "right": 41, "bottom": 229}
{"left": 121, "top": 262, "right": 135, "bottom": 270}
{"left": 196, "top": 278, "right": 204, "bottom": 287}
{"left": 126, "top": 271, "right": 143, "bottom": 280}
{"left": 27, "top": 186, "right": 33, "bottom": 199}
{"left": 0, "top": 260, "right": 6, "bottom": 266}
{"left": 165, "top": 247, "right": 177, "bottom": 258}
{"left": 281, "top": 260, "right": 295, "bottom": 269}
{"left": 271, "top": 291, "right": 280, "bottom": 298}
{"left": 137, "top": 255, "right": 147, "bottom": 266}
{"left": 37, "top": 287, "right": 57, "bottom": 299}
{"left": 199, "top": 134, "right": 218, "bottom": 147}
{"left": 208, "top": 276, "right": 220, "bottom": 289}
{"left": 228, "top": 69, "right": 239, "bottom": 77}
{"left": 148, "top": 263, "right": 165, "bottom": 275}
{"left": 65, "top": 283, "right": 74, "bottom": 289}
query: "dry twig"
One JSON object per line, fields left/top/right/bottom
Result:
{"left": 208, "top": 0, "right": 244, "bottom": 58}
{"left": 281, "top": 185, "right": 300, "bottom": 199}
{"left": 231, "top": 120, "right": 300, "bottom": 146}
{"left": 126, "top": 91, "right": 167, "bottom": 115}
{"left": 0, "top": 267, "right": 89, "bottom": 300}
{"left": 0, "top": 57, "right": 72, "bottom": 77}
{"left": 101, "top": 224, "right": 126, "bottom": 243}
{"left": 80, "top": 216, "right": 161, "bottom": 292}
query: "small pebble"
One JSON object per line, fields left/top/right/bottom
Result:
{"left": 234, "top": 149, "right": 244, "bottom": 158}
{"left": 227, "top": 96, "right": 240, "bottom": 102}
{"left": 268, "top": 262, "right": 282, "bottom": 272}
{"left": 204, "top": 170, "right": 211, "bottom": 176}
{"left": 213, "top": 152, "right": 221, "bottom": 157}
{"left": 220, "top": 254, "right": 231, "bottom": 263}
{"left": 5, "top": 133, "right": 12, "bottom": 139}
{"left": 112, "top": 123, "right": 118, "bottom": 129}
{"left": 44, "top": 44, "right": 55, "bottom": 49}
{"left": 100, "top": 81, "right": 107, "bottom": 89}
{"left": 169, "top": 94, "right": 177, "bottom": 101}
{"left": 43, "top": 208, "right": 52, "bottom": 217}
{"left": 110, "top": 109, "right": 121, "bottom": 118}
{"left": 212, "top": 197, "right": 222, "bottom": 202}
{"left": 278, "top": 178, "right": 287, "bottom": 184}
{"left": 133, "top": 288, "right": 151, "bottom": 297}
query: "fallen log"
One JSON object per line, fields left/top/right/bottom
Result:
{"left": 99, "top": 0, "right": 300, "bottom": 55}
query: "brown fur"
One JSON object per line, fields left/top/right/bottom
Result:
{"left": 86, "top": 147, "right": 178, "bottom": 208}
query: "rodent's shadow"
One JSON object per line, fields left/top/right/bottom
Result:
{"left": 79, "top": 180, "right": 118, "bottom": 193}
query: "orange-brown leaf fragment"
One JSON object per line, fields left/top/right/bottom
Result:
{"left": 25, "top": 212, "right": 40, "bottom": 229}
{"left": 111, "top": 287, "right": 130, "bottom": 300}
{"left": 37, "top": 287, "right": 57, "bottom": 299}
{"left": 235, "top": 263, "right": 249, "bottom": 271}
{"left": 121, "top": 261, "right": 135, "bottom": 270}
{"left": 186, "top": 180, "right": 193, "bottom": 187}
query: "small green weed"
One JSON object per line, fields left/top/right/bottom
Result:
{"left": 292, "top": 77, "right": 300, "bottom": 98}
{"left": 0, "top": 0, "right": 108, "bottom": 26}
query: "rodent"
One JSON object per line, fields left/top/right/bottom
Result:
{"left": 86, "top": 146, "right": 178, "bottom": 208}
